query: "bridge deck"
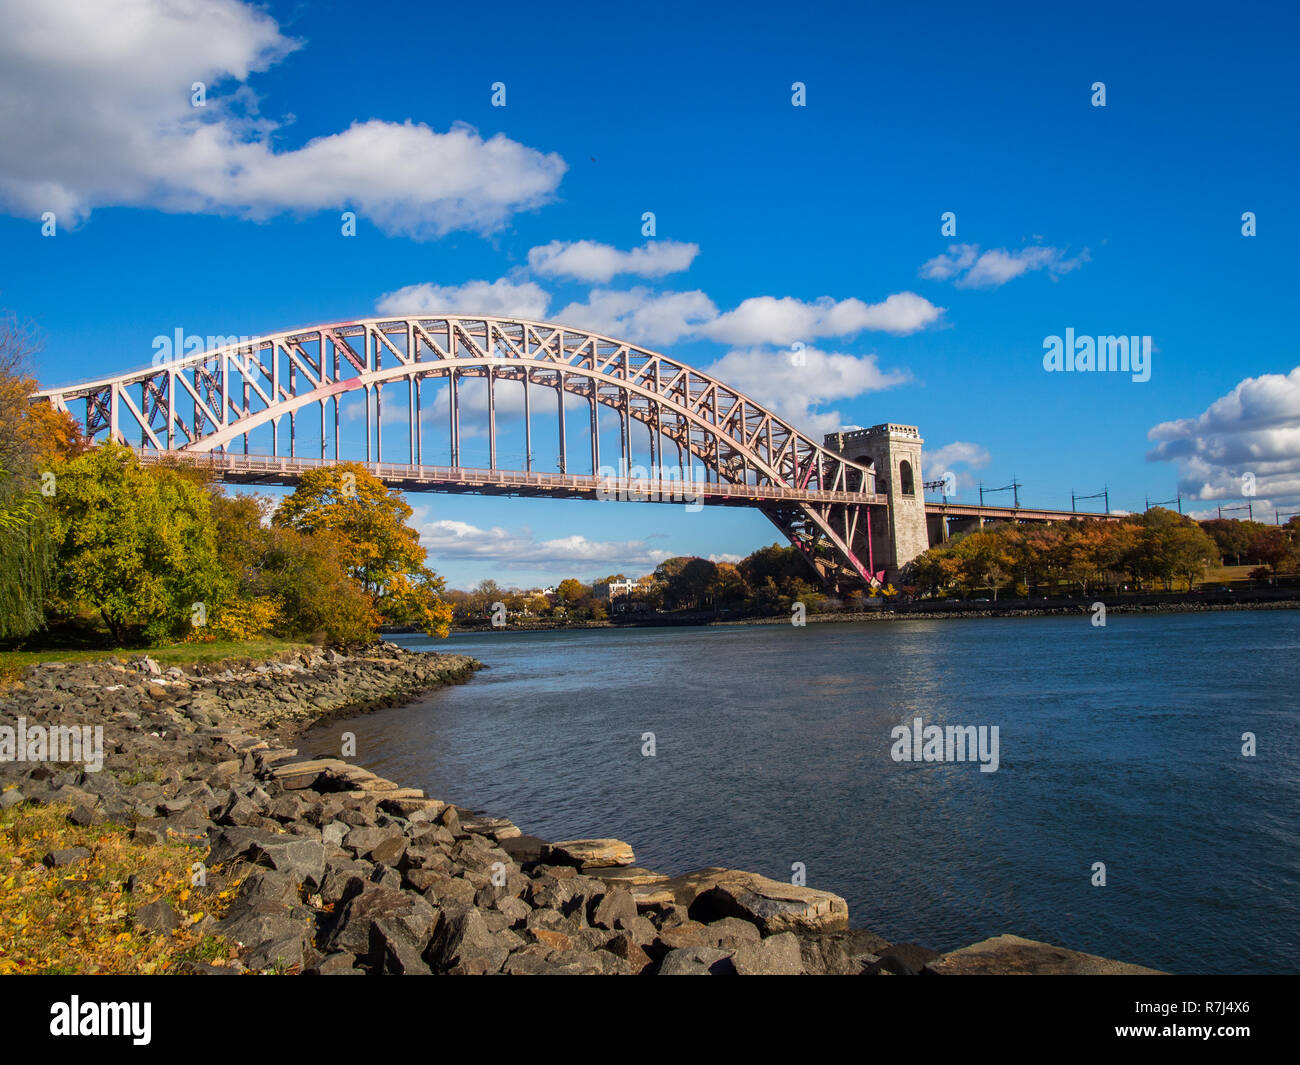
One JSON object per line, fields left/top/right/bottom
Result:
{"left": 924, "top": 501, "right": 1120, "bottom": 521}
{"left": 136, "top": 450, "right": 888, "bottom": 507}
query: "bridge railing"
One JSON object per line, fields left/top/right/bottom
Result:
{"left": 133, "top": 449, "right": 886, "bottom": 506}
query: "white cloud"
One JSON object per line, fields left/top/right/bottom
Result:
{"left": 367, "top": 280, "right": 912, "bottom": 440}
{"left": 417, "top": 517, "right": 674, "bottom": 573}
{"left": 925, "top": 441, "right": 991, "bottom": 471}
{"left": 376, "top": 278, "right": 551, "bottom": 319}
{"left": 922, "top": 441, "right": 991, "bottom": 497}
{"left": 377, "top": 274, "right": 941, "bottom": 352}
{"left": 0, "top": 0, "right": 566, "bottom": 235}
{"left": 704, "top": 346, "right": 907, "bottom": 437}
{"left": 554, "top": 287, "right": 718, "bottom": 346}
{"left": 382, "top": 285, "right": 938, "bottom": 349}
{"left": 1147, "top": 366, "right": 1300, "bottom": 511}
{"left": 1149, "top": 367, "right": 1300, "bottom": 442}
{"left": 701, "top": 292, "right": 943, "bottom": 345}
{"left": 921, "top": 243, "right": 1089, "bottom": 289}
{"left": 919, "top": 244, "right": 979, "bottom": 282}
{"left": 528, "top": 239, "right": 699, "bottom": 282}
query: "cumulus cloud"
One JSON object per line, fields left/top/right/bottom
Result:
{"left": 417, "top": 517, "right": 674, "bottom": 574}
{"left": 1147, "top": 366, "right": 1300, "bottom": 513}
{"left": 0, "top": 0, "right": 566, "bottom": 235}
{"left": 554, "top": 288, "right": 719, "bottom": 346}
{"left": 383, "top": 284, "right": 940, "bottom": 349}
{"left": 376, "top": 278, "right": 551, "bottom": 319}
{"left": 922, "top": 441, "right": 992, "bottom": 496}
{"left": 375, "top": 225, "right": 945, "bottom": 349}
{"left": 701, "top": 292, "right": 943, "bottom": 346}
{"left": 703, "top": 346, "right": 907, "bottom": 437}
{"left": 528, "top": 239, "right": 699, "bottom": 282}
{"left": 924, "top": 441, "right": 991, "bottom": 471}
{"left": 920, "top": 243, "right": 1089, "bottom": 289}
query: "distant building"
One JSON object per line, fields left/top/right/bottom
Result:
{"left": 593, "top": 578, "right": 638, "bottom": 600}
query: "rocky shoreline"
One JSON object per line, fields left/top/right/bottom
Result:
{"left": 0, "top": 644, "right": 1163, "bottom": 975}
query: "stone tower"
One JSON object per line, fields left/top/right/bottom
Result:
{"left": 823, "top": 423, "right": 929, "bottom": 585}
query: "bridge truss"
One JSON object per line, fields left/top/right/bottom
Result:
{"left": 35, "top": 316, "right": 887, "bottom": 589}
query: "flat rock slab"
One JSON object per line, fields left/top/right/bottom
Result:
{"left": 381, "top": 796, "right": 446, "bottom": 819}
{"left": 459, "top": 815, "right": 522, "bottom": 840}
{"left": 925, "top": 935, "right": 1166, "bottom": 975}
{"left": 594, "top": 867, "right": 671, "bottom": 887}
{"left": 271, "top": 759, "right": 348, "bottom": 789}
{"left": 542, "top": 839, "right": 635, "bottom": 869}
{"left": 633, "top": 867, "right": 849, "bottom": 934}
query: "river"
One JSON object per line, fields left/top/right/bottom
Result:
{"left": 302, "top": 609, "right": 1300, "bottom": 974}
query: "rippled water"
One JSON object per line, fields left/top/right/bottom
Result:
{"left": 301, "top": 610, "right": 1300, "bottom": 974}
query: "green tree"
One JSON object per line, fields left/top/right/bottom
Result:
{"left": 49, "top": 444, "right": 230, "bottom": 645}
{"left": 1133, "top": 508, "right": 1217, "bottom": 590}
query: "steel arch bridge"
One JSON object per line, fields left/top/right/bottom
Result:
{"left": 34, "top": 316, "right": 888, "bottom": 590}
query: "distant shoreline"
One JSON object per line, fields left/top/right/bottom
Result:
{"left": 433, "top": 589, "right": 1300, "bottom": 635}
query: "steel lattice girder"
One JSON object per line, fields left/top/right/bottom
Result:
{"left": 34, "top": 316, "right": 885, "bottom": 589}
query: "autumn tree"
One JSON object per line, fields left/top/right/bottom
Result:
{"left": 468, "top": 579, "right": 504, "bottom": 618}
{"left": 273, "top": 463, "right": 452, "bottom": 638}
{"left": 555, "top": 578, "right": 587, "bottom": 604}
{"left": 1249, "top": 526, "right": 1289, "bottom": 575}
{"left": 712, "top": 562, "right": 749, "bottom": 606}
{"left": 210, "top": 492, "right": 377, "bottom": 644}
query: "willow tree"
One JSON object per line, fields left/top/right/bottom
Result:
{"left": 0, "top": 313, "right": 84, "bottom": 638}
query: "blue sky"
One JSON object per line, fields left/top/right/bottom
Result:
{"left": 2, "top": 0, "right": 1298, "bottom": 588}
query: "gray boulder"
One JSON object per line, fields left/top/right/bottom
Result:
{"left": 249, "top": 837, "right": 326, "bottom": 890}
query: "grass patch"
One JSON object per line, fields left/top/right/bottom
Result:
{"left": 0, "top": 801, "right": 238, "bottom": 974}
{"left": 0, "top": 638, "right": 313, "bottom": 687}
{"left": 1202, "top": 564, "right": 1261, "bottom": 583}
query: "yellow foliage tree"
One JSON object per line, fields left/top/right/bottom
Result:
{"left": 274, "top": 463, "right": 452, "bottom": 638}
{"left": 208, "top": 596, "right": 282, "bottom": 641}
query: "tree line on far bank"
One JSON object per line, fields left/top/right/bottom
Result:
{"left": 906, "top": 508, "right": 1300, "bottom": 600}
{"left": 450, "top": 510, "right": 1300, "bottom": 623}
{"left": 0, "top": 324, "right": 452, "bottom": 648}
{"left": 448, "top": 545, "right": 842, "bottom": 623}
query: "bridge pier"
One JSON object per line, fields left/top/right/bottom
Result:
{"left": 948, "top": 516, "right": 985, "bottom": 537}
{"left": 824, "top": 424, "right": 928, "bottom": 586}
{"left": 927, "top": 511, "right": 950, "bottom": 545}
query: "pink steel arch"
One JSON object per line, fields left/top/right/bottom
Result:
{"left": 35, "top": 316, "right": 885, "bottom": 589}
